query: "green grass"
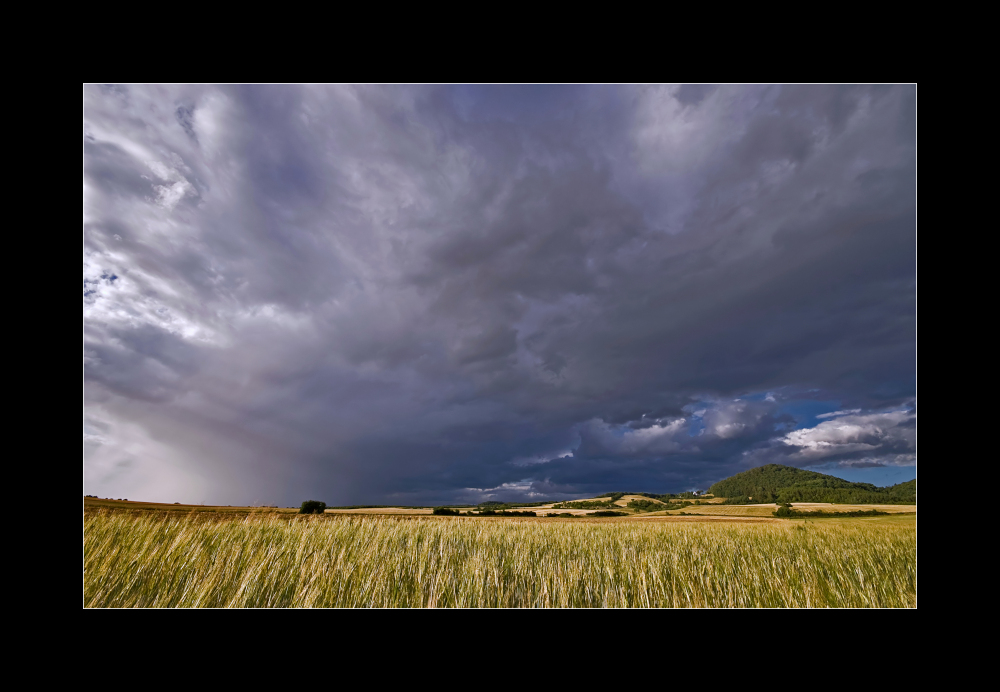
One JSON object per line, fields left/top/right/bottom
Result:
{"left": 84, "top": 511, "right": 915, "bottom": 608}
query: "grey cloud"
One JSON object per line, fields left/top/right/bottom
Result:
{"left": 674, "top": 84, "right": 715, "bottom": 107}
{"left": 781, "top": 409, "right": 916, "bottom": 458}
{"left": 84, "top": 141, "right": 159, "bottom": 200}
{"left": 739, "top": 407, "right": 916, "bottom": 470}
{"left": 84, "top": 85, "right": 915, "bottom": 504}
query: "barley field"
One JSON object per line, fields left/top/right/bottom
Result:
{"left": 83, "top": 511, "right": 916, "bottom": 608}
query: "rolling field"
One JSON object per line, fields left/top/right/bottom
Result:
{"left": 84, "top": 510, "right": 915, "bottom": 608}
{"left": 780, "top": 503, "right": 916, "bottom": 513}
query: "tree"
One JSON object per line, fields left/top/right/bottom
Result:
{"left": 299, "top": 500, "right": 326, "bottom": 514}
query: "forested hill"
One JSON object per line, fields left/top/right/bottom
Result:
{"left": 708, "top": 465, "right": 916, "bottom": 504}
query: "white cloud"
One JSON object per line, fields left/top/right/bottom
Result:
{"left": 782, "top": 409, "right": 914, "bottom": 459}
{"left": 581, "top": 417, "right": 688, "bottom": 455}
{"left": 816, "top": 409, "right": 861, "bottom": 419}
{"left": 701, "top": 400, "right": 771, "bottom": 439}
{"left": 461, "top": 480, "right": 546, "bottom": 502}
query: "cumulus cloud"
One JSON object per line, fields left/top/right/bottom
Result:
{"left": 781, "top": 409, "right": 915, "bottom": 461}
{"left": 576, "top": 417, "right": 688, "bottom": 456}
{"left": 84, "top": 85, "right": 915, "bottom": 504}
{"left": 700, "top": 400, "right": 776, "bottom": 439}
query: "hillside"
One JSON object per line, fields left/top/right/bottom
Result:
{"left": 708, "top": 465, "right": 916, "bottom": 504}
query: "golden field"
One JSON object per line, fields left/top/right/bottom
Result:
{"left": 84, "top": 510, "right": 915, "bottom": 608}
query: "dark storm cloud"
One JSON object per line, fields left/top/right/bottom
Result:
{"left": 84, "top": 85, "right": 915, "bottom": 504}
{"left": 674, "top": 84, "right": 715, "bottom": 107}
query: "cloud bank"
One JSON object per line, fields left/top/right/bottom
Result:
{"left": 84, "top": 85, "right": 916, "bottom": 504}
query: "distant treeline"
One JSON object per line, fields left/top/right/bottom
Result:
{"left": 552, "top": 500, "right": 616, "bottom": 509}
{"left": 774, "top": 506, "right": 890, "bottom": 518}
{"left": 627, "top": 499, "right": 683, "bottom": 512}
{"left": 475, "top": 501, "right": 559, "bottom": 510}
{"left": 709, "top": 465, "right": 916, "bottom": 505}
{"left": 434, "top": 507, "right": 538, "bottom": 516}
{"left": 546, "top": 511, "right": 627, "bottom": 517}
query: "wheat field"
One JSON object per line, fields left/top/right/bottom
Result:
{"left": 83, "top": 511, "right": 915, "bottom": 608}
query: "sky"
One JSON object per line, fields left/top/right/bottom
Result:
{"left": 84, "top": 85, "right": 916, "bottom": 506}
